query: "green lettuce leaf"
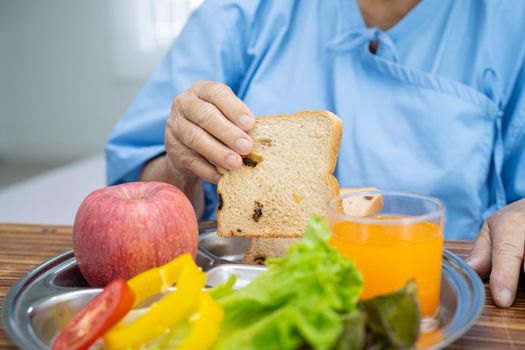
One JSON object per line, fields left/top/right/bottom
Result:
{"left": 212, "top": 215, "right": 363, "bottom": 350}
{"left": 208, "top": 275, "right": 237, "bottom": 300}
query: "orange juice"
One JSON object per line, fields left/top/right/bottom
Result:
{"left": 330, "top": 217, "right": 443, "bottom": 316}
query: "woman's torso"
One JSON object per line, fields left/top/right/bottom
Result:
{"left": 222, "top": 0, "right": 525, "bottom": 239}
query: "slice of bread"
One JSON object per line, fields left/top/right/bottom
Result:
{"left": 217, "top": 110, "right": 343, "bottom": 238}
{"left": 340, "top": 187, "right": 383, "bottom": 217}
{"left": 242, "top": 187, "right": 383, "bottom": 265}
{"left": 242, "top": 237, "right": 299, "bottom": 265}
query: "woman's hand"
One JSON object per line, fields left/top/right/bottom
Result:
{"left": 139, "top": 81, "right": 255, "bottom": 216}
{"left": 468, "top": 199, "right": 525, "bottom": 307}
{"left": 165, "top": 80, "right": 255, "bottom": 184}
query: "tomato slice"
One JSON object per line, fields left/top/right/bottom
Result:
{"left": 52, "top": 278, "right": 134, "bottom": 350}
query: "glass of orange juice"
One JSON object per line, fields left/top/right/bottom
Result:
{"left": 328, "top": 190, "right": 444, "bottom": 330}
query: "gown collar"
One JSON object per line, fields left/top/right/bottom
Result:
{"left": 328, "top": 0, "right": 443, "bottom": 60}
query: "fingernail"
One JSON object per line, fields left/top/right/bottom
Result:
{"left": 235, "top": 138, "right": 252, "bottom": 154}
{"left": 225, "top": 154, "right": 240, "bottom": 169}
{"left": 238, "top": 114, "right": 255, "bottom": 129}
{"left": 214, "top": 174, "right": 221, "bottom": 183}
{"left": 496, "top": 288, "right": 513, "bottom": 308}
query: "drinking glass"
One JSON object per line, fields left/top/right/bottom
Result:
{"left": 328, "top": 190, "right": 445, "bottom": 329}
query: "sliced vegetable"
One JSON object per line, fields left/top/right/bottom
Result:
{"left": 51, "top": 278, "right": 134, "bottom": 350}
{"left": 177, "top": 292, "right": 224, "bottom": 350}
{"left": 142, "top": 321, "right": 192, "bottom": 349}
{"left": 136, "top": 288, "right": 225, "bottom": 350}
{"left": 127, "top": 253, "right": 192, "bottom": 307}
{"left": 103, "top": 254, "right": 206, "bottom": 349}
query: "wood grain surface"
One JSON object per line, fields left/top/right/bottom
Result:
{"left": 0, "top": 224, "right": 524, "bottom": 349}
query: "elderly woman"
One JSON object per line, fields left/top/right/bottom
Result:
{"left": 106, "top": 0, "right": 525, "bottom": 308}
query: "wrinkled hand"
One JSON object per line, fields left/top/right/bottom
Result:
{"left": 165, "top": 80, "right": 255, "bottom": 184}
{"left": 468, "top": 199, "right": 525, "bottom": 307}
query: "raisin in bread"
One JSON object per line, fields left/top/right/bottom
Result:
{"left": 242, "top": 187, "right": 383, "bottom": 265}
{"left": 217, "top": 110, "right": 343, "bottom": 238}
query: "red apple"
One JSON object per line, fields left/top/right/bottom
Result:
{"left": 73, "top": 181, "right": 198, "bottom": 287}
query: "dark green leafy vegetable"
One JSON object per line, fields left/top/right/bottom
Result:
{"left": 335, "top": 282, "right": 421, "bottom": 350}
{"left": 335, "top": 311, "right": 367, "bottom": 350}
{"left": 361, "top": 281, "right": 421, "bottom": 349}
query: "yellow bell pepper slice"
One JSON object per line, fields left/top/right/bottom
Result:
{"left": 176, "top": 292, "right": 224, "bottom": 350}
{"left": 127, "top": 254, "right": 193, "bottom": 307}
{"left": 103, "top": 254, "right": 206, "bottom": 350}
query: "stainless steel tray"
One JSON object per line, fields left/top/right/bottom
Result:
{"left": 3, "top": 224, "right": 484, "bottom": 350}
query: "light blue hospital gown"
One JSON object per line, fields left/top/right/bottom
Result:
{"left": 106, "top": 0, "right": 525, "bottom": 240}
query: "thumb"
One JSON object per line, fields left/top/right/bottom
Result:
{"left": 467, "top": 221, "right": 492, "bottom": 280}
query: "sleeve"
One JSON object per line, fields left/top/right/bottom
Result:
{"left": 502, "top": 61, "right": 525, "bottom": 203}
{"left": 105, "top": 0, "right": 250, "bottom": 220}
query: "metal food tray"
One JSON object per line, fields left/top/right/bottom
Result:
{"left": 2, "top": 222, "right": 484, "bottom": 350}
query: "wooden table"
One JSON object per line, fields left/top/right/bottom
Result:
{"left": 1, "top": 224, "right": 524, "bottom": 349}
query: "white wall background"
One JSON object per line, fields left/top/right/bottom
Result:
{"left": 0, "top": 0, "right": 203, "bottom": 222}
{"left": 0, "top": 64, "right": 6, "bottom": 155}
{"left": 0, "top": 0, "right": 203, "bottom": 191}
{"left": 0, "top": 0, "right": 146, "bottom": 165}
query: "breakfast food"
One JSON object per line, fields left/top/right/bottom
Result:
{"left": 243, "top": 237, "right": 299, "bottom": 264}
{"left": 217, "top": 110, "right": 343, "bottom": 238}
{"left": 340, "top": 187, "right": 383, "bottom": 218}
{"left": 51, "top": 279, "right": 134, "bottom": 350}
{"left": 52, "top": 217, "right": 420, "bottom": 350}
{"left": 73, "top": 182, "right": 198, "bottom": 287}
{"left": 243, "top": 187, "right": 383, "bottom": 264}
{"left": 214, "top": 217, "right": 420, "bottom": 350}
